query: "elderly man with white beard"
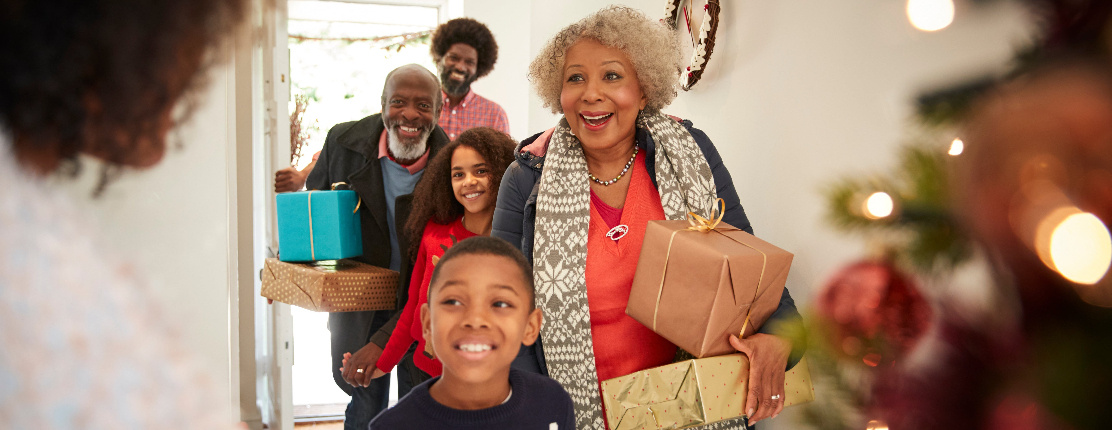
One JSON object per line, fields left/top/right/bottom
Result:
{"left": 304, "top": 64, "right": 449, "bottom": 430}
{"left": 273, "top": 19, "right": 508, "bottom": 193}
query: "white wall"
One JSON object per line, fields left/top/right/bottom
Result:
{"left": 464, "top": 0, "right": 532, "bottom": 141}
{"left": 657, "top": 0, "right": 1033, "bottom": 308}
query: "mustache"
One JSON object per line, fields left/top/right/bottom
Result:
{"left": 440, "top": 64, "right": 472, "bottom": 77}
{"left": 440, "top": 68, "right": 474, "bottom": 84}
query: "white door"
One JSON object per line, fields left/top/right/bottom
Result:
{"left": 260, "top": 1, "right": 451, "bottom": 428}
{"left": 259, "top": 0, "right": 294, "bottom": 429}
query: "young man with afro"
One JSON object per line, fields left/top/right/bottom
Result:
{"left": 431, "top": 18, "right": 510, "bottom": 141}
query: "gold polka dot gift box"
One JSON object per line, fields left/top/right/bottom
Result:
{"left": 600, "top": 354, "right": 815, "bottom": 430}
{"left": 260, "top": 258, "right": 397, "bottom": 312}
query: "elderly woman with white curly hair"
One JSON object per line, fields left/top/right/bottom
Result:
{"left": 492, "top": 5, "right": 805, "bottom": 429}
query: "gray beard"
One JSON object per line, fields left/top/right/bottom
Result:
{"left": 386, "top": 128, "right": 431, "bottom": 162}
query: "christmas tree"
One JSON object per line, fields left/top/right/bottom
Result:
{"left": 803, "top": 1, "right": 1112, "bottom": 428}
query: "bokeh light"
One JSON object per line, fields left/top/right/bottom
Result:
{"left": 1049, "top": 212, "right": 1112, "bottom": 284}
{"left": 948, "top": 138, "right": 964, "bottom": 156}
{"left": 907, "top": 0, "right": 955, "bottom": 32}
{"left": 842, "top": 336, "right": 864, "bottom": 356}
{"left": 864, "top": 192, "right": 895, "bottom": 219}
{"left": 866, "top": 420, "right": 890, "bottom": 430}
{"left": 1033, "top": 205, "right": 1080, "bottom": 272}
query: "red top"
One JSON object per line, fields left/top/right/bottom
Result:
{"left": 590, "top": 190, "right": 623, "bottom": 228}
{"left": 376, "top": 217, "right": 477, "bottom": 376}
{"left": 585, "top": 151, "right": 677, "bottom": 384}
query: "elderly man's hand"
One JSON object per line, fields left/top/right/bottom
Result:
{"left": 274, "top": 166, "right": 308, "bottom": 193}
{"left": 339, "top": 343, "right": 385, "bottom": 387}
{"left": 730, "top": 333, "right": 792, "bottom": 425}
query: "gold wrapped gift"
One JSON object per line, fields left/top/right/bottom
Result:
{"left": 601, "top": 355, "right": 815, "bottom": 430}
{"left": 260, "top": 258, "right": 397, "bottom": 312}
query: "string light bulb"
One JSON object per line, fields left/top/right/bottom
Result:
{"left": 863, "top": 192, "right": 895, "bottom": 220}
{"left": 1047, "top": 212, "right": 1112, "bottom": 285}
{"left": 907, "top": 0, "right": 955, "bottom": 32}
{"left": 949, "top": 138, "right": 964, "bottom": 156}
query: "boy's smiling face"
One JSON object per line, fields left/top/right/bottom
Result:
{"left": 421, "top": 253, "right": 542, "bottom": 388}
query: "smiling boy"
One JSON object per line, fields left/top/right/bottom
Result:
{"left": 368, "top": 237, "right": 574, "bottom": 429}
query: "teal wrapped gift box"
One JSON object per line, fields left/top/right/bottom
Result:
{"left": 277, "top": 190, "right": 363, "bottom": 262}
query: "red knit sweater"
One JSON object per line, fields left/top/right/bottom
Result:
{"left": 376, "top": 217, "right": 476, "bottom": 376}
{"left": 585, "top": 152, "right": 677, "bottom": 383}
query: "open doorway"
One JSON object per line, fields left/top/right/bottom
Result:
{"left": 285, "top": 0, "right": 443, "bottom": 422}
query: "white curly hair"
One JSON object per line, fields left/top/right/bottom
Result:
{"left": 528, "top": 5, "right": 682, "bottom": 114}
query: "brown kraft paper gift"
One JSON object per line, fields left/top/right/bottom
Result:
{"left": 627, "top": 219, "right": 794, "bottom": 358}
{"left": 260, "top": 258, "right": 397, "bottom": 312}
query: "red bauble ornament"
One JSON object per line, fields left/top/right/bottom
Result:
{"left": 816, "top": 261, "right": 933, "bottom": 364}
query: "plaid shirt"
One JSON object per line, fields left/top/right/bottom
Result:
{"left": 438, "top": 90, "right": 510, "bottom": 140}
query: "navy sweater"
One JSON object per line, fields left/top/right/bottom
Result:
{"left": 368, "top": 369, "right": 575, "bottom": 430}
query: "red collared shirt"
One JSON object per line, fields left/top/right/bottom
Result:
{"left": 438, "top": 90, "right": 510, "bottom": 140}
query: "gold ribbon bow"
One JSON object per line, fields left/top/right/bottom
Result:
{"left": 331, "top": 182, "right": 362, "bottom": 213}
{"left": 686, "top": 198, "right": 726, "bottom": 232}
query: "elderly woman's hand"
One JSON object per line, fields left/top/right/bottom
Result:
{"left": 729, "top": 333, "right": 792, "bottom": 424}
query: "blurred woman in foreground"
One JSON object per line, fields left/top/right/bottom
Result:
{"left": 0, "top": 0, "right": 245, "bottom": 428}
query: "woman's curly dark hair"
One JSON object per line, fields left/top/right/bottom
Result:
{"left": 430, "top": 18, "right": 499, "bottom": 79}
{"left": 0, "top": 0, "right": 245, "bottom": 171}
{"left": 405, "top": 127, "right": 516, "bottom": 260}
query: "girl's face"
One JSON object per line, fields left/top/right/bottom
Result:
{"left": 450, "top": 145, "right": 495, "bottom": 217}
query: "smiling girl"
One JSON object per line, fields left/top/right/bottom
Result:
{"left": 371, "top": 126, "right": 516, "bottom": 382}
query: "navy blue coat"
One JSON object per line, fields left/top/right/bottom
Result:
{"left": 492, "top": 120, "right": 805, "bottom": 374}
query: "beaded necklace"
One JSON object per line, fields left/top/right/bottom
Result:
{"left": 588, "top": 146, "right": 638, "bottom": 186}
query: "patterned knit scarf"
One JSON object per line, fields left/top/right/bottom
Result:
{"left": 533, "top": 111, "right": 724, "bottom": 428}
